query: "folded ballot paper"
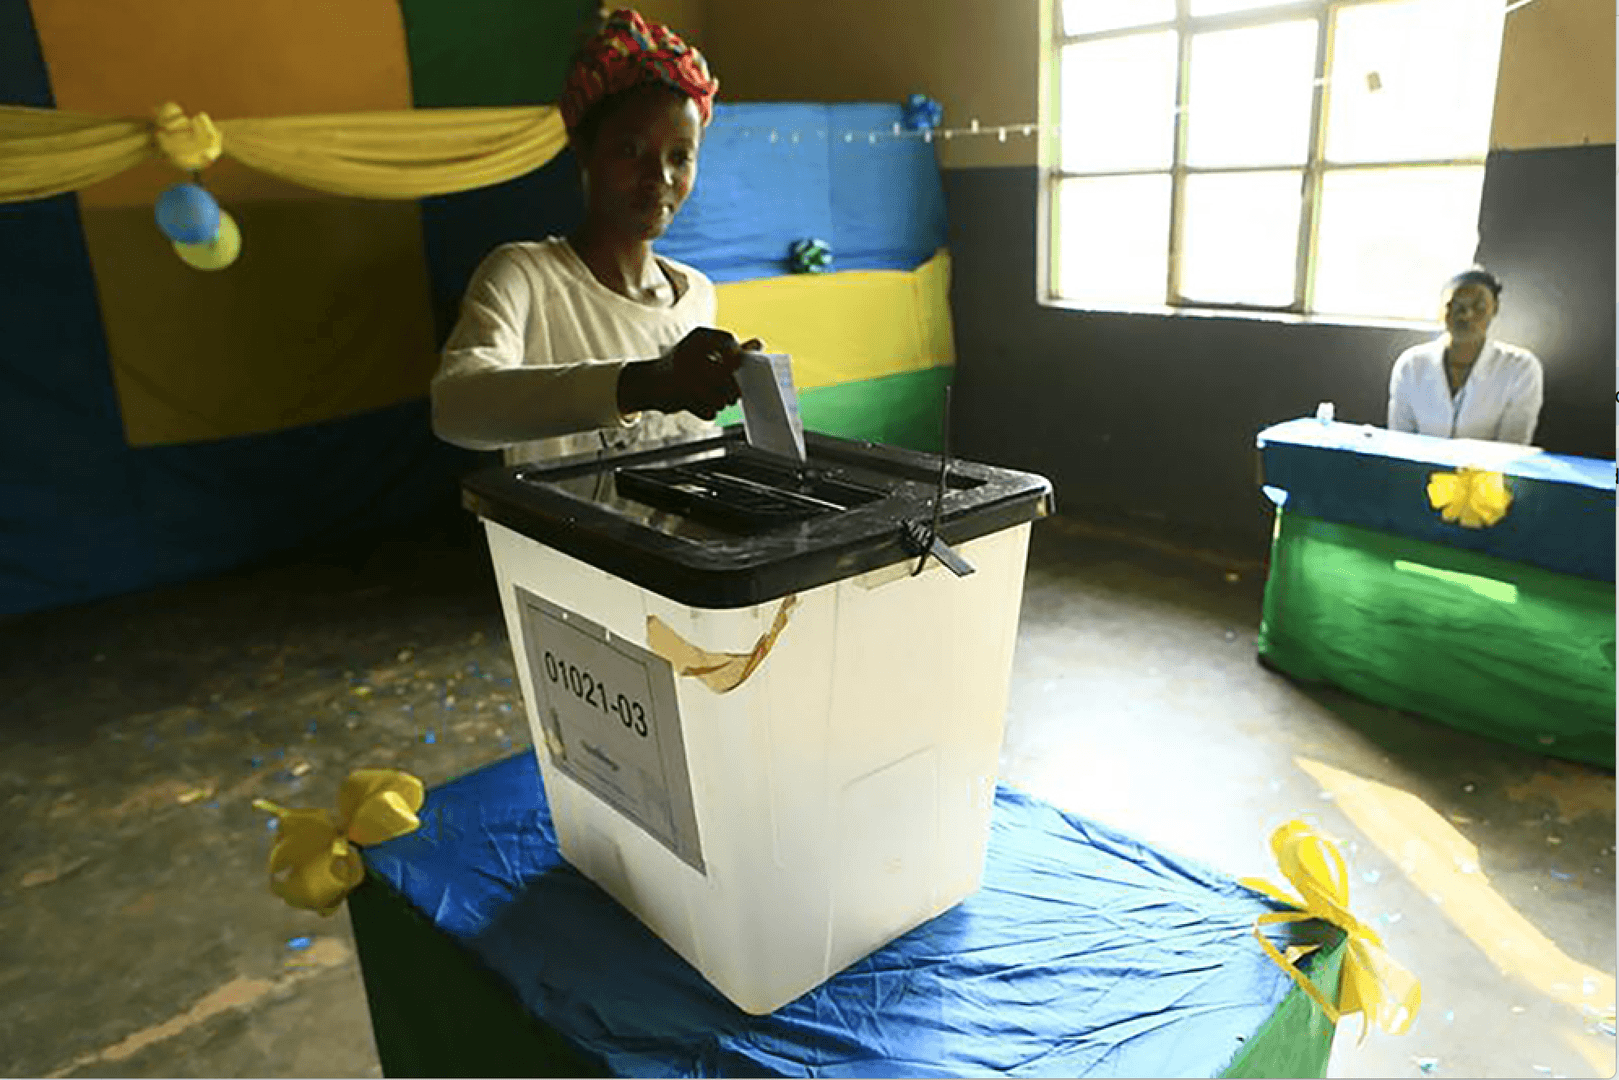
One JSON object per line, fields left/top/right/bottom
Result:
{"left": 736, "top": 352, "right": 807, "bottom": 464}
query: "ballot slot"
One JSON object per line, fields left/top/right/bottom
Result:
{"left": 615, "top": 449, "right": 888, "bottom": 531}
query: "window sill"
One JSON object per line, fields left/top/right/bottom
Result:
{"left": 1035, "top": 295, "right": 1438, "bottom": 334}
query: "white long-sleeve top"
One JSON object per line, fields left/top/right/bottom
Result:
{"left": 1386, "top": 337, "right": 1544, "bottom": 445}
{"left": 432, "top": 237, "right": 719, "bottom": 466}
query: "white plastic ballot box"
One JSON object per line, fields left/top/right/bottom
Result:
{"left": 461, "top": 427, "right": 1052, "bottom": 1015}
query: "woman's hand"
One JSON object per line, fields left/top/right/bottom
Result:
{"left": 618, "top": 328, "right": 762, "bottom": 420}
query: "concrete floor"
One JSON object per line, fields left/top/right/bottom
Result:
{"left": 1, "top": 510, "right": 1612, "bottom": 1079}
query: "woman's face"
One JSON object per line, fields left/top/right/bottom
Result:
{"left": 577, "top": 86, "right": 702, "bottom": 242}
{"left": 1442, "top": 282, "right": 1497, "bottom": 343}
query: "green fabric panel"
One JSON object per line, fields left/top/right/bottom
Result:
{"left": 348, "top": 874, "right": 608, "bottom": 1078}
{"left": 1258, "top": 509, "right": 1616, "bottom": 767}
{"left": 1220, "top": 928, "right": 1346, "bottom": 1079}
{"left": 717, "top": 365, "right": 953, "bottom": 454}
{"left": 401, "top": 0, "right": 596, "bottom": 107}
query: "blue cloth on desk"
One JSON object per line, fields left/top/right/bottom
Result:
{"left": 1258, "top": 418, "right": 1616, "bottom": 582}
{"left": 364, "top": 753, "right": 1317, "bottom": 1078}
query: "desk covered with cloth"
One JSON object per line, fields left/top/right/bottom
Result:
{"left": 1256, "top": 418, "right": 1615, "bottom": 767}
{"left": 349, "top": 752, "right": 1346, "bottom": 1078}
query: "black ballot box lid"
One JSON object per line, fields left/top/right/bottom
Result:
{"left": 461, "top": 426, "right": 1054, "bottom": 609}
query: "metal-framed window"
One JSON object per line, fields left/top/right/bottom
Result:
{"left": 1043, "top": 0, "right": 1506, "bottom": 323}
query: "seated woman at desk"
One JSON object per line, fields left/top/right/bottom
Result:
{"left": 1386, "top": 267, "right": 1544, "bottom": 445}
{"left": 431, "top": 8, "right": 759, "bottom": 466}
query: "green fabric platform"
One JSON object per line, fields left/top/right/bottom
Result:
{"left": 1259, "top": 509, "right": 1616, "bottom": 767}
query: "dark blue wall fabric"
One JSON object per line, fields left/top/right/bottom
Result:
{"left": 0, "top": 167, "right": 153, "bottom": 610}
{"left": 364, "top": 752, "right": 1327, "bottom": 1079}
{"left": 0, "top": 1, "right": 153, "bottom": 615}
{"left": 0, "top": 0, "right": 52, "bottom": 108}
{"left": 131, "top": 401, "right": 483, "bottom": 586}
{"left": 1258, "top": 418, "right": 1616, "bottom": 582}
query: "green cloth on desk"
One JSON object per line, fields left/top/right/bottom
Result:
{"left": 1259, "top": 509, "right": 1616, "bottom": 767}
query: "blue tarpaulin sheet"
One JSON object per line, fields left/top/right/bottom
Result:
{"left": 362, "top": 752, "right": 1333, "bottom": 1078}
{"left": 1257, "top": 418, "right": 1616, "bottom": 582}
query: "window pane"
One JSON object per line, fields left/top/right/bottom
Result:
{"left": 1312, "top": 166, "right": 1486, "bottom": 321}
{"left": 1061, "top": 0, "right": 1175, "bottom": 36}
{"left": 1060, "top": 32, "right": 1179, "bottom": 172}
{"left": 1055, "top": 175, "right": 1173, "bottom": 308}
{"left": 1186, "top": 20, "right": 1318, "bottom": 167}
{"left": 1190, "top": 0, "right": 1295, "bottom": 14}
{"left": 1179, "top": 171, "right": 1302, "bottom": 306}
{"left": 1325, "top": 0, "right": 1504, "bottom": 163}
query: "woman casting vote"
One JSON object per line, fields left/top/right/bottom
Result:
{"left": 1387, "top": 267, "right": 1544, "bottom": 445}
{"left": 431, "top": 9, "right": 759, "bottom": 465}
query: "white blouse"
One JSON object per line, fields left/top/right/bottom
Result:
{"left": 431, "top": 237, "right": 719, "bottom": 466}
{"left": 1387, "top": 337, "right": 1544, "bottom": 445}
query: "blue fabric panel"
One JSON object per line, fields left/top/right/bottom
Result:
{"left": 656, "top": 103, "right": 949, "bottom": 284}
{"left": 0, "top": 0, "right": 52, "bottom": 107}
{"left": 0, "top": 2, "right": 149, "bottom": 615}
{"left": 418, "top": 155, "right": 586, "bottom": 347}
{"left": 1258, "top": 418, "right": 1616, "bottom": 582}
{"left": 0, "top": 191, "right": 151, "bottom": 614}
{"left": 365, "top": 752, "right": 1322, "bottom": 1079}
{"left": 131, "top": 400, "right": 485, "bottom": 586}
{"left": 825, "top": 104, "right": 950, "bottom": 269}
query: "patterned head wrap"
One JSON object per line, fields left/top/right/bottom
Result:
{"left": 561, "top": 9, "right": 719, "bottom": 134}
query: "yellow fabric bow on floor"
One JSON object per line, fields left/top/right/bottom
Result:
{"left": 254, "top": 769, "right": 424, "bottom": 916}
{"left": 1427, "top": 467, "right": 1512, "bottom": 528}
{"left": 1240, "top": 820, "right": 1422, "bottom": 1043}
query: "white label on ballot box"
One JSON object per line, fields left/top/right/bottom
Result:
{"left": 515, "top": 588, "right": 704, "bottom": 874}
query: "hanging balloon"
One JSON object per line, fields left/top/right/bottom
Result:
{"left": 173, "top": 210, "right": 241, "bottom": 271}
{"left": 902, "top": 94, "right": 944, "bottom": 133}
{"left": 155, "top": 183, "right": 222, "bottom": 245}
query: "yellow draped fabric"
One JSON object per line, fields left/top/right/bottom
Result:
{"left": 1426, "top": 467, "right": 1513, "bottom": 529}
{"left": 1240, "top": 819, "right": 1422, "bottom": 1043}
{"left": 0, "top": 102, "right": 568, "bottom": 203}
{"left": 254, "top": 769, "right": 425, "bottom": 916}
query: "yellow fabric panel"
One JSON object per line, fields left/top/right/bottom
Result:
{"left": 714, "top": 250, "right": 955, "bottom": 392}
{"left": 0, "top": 104, "right": 568, "bottom": 203}
{"left": 81, "top": 199, "right": 439, "bottom": 447}
{"left": 29, "top": 0, "right": 414, "bottom": 207}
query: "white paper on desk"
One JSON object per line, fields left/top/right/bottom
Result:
{"left": 736, "top": 352, "right": 806, "bottom": 463}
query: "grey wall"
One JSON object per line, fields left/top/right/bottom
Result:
{"left": 947, "top": 144, "right": 1616, "bottom": 556}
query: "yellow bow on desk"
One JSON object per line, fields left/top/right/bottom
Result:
{"left": 1240, "top": 820, "right": 1422, "bottom": 1043}
{"left": 254, "top": 769, "right": 424, "bottom": 916}
{"left": 1427, "top": 467, "right": 1512, "bottom": 529}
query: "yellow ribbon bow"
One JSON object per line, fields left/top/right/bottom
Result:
{"left": 152, "top": 102, "right": 223, "bottom": 173}
{"left": 1240, "top": 820, "right": 1422, "bottom": 1043}
{"left": 1427, "top": 467, "right": 1512, "bottom": 528}
{"left": 253, "top": 769, "right": 424, "bottom": 916}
